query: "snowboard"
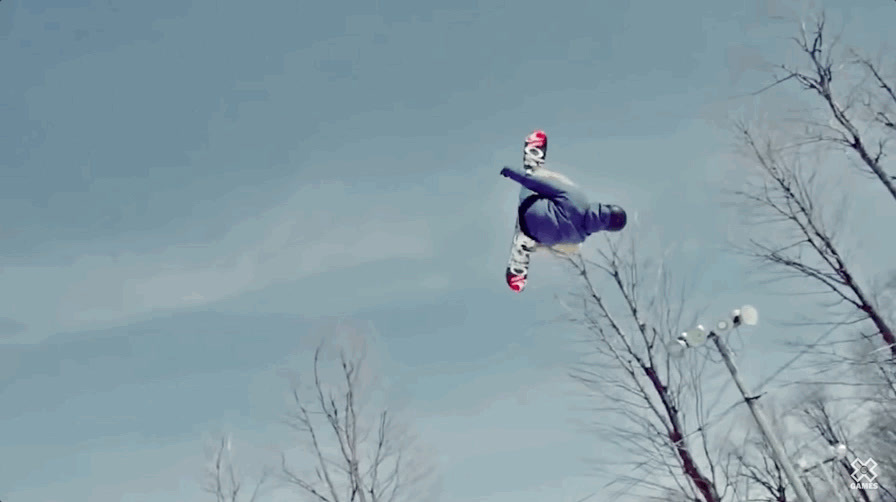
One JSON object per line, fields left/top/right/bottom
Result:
{"left": 505, "top": 129, "right": 547, "bottom": 292}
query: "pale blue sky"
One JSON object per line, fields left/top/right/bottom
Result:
{"left": 2, "top": 0, "right": 894, "bottom": 501}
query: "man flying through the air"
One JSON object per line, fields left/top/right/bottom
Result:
{"left": 500, "top": 165, "right": 628, "bottom": 254}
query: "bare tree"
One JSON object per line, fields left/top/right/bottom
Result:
{"left": 279, "top": 337, "right": 434, "bottom": 502}
{"left": 729, "top": 122, "right": 896, "bottom": 499}
{"left": 798, "top": 393, "right": 878, "bottom": 502}
{"left": 861, "top": 401, "right": 896, "bottom": 502}
{"left": 718, "top": 389, "right": 889, "bottom": 502}
{"left": 741, "top": 329, "right": 896, "bottom": 501}
{"left": 556, "top": 240, "right": 732, "bottom": 502}
{"left": 739, "top": 458, "right": 787, "bottom": 501}
{"left": 720, "top": 12, "right": 896, "bottom": 501}
{"left": 715, "top": 395, "right": 835, "bottom": 502}
{"left": 557, "top": 235, "right": 890, "bottom": 502}
{"left": 853, "top": 55, "right": 896, "bottom": 138}
{"left": 762, "top": 13, "right": 896, "bottom": 202}
{"left": 841, "top": 334, "right": 896, "bottom": 502}
{"left": 729, "top": 123, "right": 896, "bottom": 360}
{"left": 203, "top": 434, "right": 269, "bottom": 502}
{"left": 729, "top": 429, "right": 791, "bottom": 502}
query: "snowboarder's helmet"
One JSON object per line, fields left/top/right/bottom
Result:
{"left": 605, "top": 205, "right": 626, "bottom": 231}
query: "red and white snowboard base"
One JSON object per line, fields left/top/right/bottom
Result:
{"left": 505, "top": 130, "right": 547, "bottom": 292}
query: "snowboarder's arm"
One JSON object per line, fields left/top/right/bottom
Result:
{"left": 500, "top": 166, "right": 566, "bottom": 197}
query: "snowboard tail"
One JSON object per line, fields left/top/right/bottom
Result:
{"left": 505, "top": 130, "right": 547, "bottom": 292}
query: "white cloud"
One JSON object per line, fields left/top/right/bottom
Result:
{"left": 0, "top": 181, "right": 434, "bottom": 344}
{"left": 182, "top": 292, "right": 205, "bottom": 302}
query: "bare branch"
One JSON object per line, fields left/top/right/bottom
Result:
{"left": 280, "top": 337, "right": 433, "bottom": 502}
{"left": 203, "top": 435, "right": 269, "bottom": 502}
{"left": 755, "top": 13, "right": 896, "bottom": 202}
{"left": 559, "top": 239, "right": 728, "bottom": 502}
{"left": 730, "top": 122, "right": 896, "bottom": 360}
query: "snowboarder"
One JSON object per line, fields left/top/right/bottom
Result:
{"left": 500, "top": 165, "right": 628, "bottom": 254}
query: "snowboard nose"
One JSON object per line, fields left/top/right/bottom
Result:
{"left": 506, "top": 272, "right": 527, "bottom": 292}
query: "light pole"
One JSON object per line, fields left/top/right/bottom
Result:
{"left": 672, "top": 305, "right": 815, "bottom": 502}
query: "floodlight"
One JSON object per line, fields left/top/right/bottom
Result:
{"left": 739, "top": 305, "right": 759, "bottom": 326}
{"left": 668, "top": 339, "right": 687, "bottom": 358}
{"left": 681, "top": 325, "right": 708, "bottom": 346}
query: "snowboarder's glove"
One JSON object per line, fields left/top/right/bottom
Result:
{"left": 500, "top": 166, "right": 513, "bottom": 177}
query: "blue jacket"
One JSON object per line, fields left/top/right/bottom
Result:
{"left": 500, "top": 166, "right": 618, "bottom": 246}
